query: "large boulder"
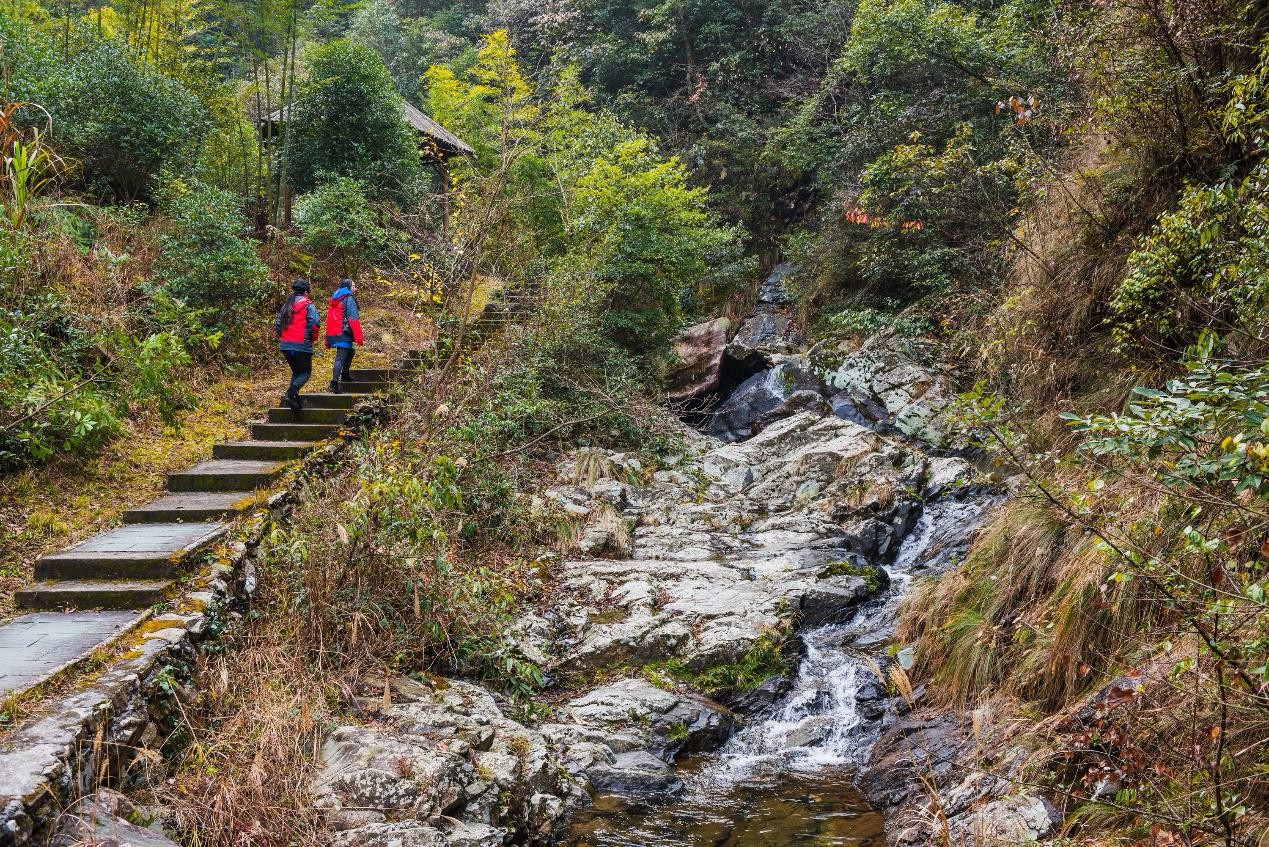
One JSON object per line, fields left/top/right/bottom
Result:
{"left": 313, "top": 677, "right": 573, "bottom": 846}
{"left": 665, "top": 317, "right": 731, "bottom": 402}
{"left": 707, "top": 357, "right": 825, "bottom": 442}
{"left": 541, "top": 679, "right": 734, "bottom": 796}
{"left": 825, "top": 334, "right": 956, "bottom": 446}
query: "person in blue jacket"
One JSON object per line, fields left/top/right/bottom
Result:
{"left": 275, "top": 279, "right": 320, "bottom": 412}
{"left": 325, "top": 279, "right": 364, "bottom": 394}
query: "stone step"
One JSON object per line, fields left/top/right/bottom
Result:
{"left": 14, "top": 579, "right": 173, "bottom": 611}
{"left": 213, "top": 440, "right": 316, "bottom": 461}
{"left": 335, "top": 380, "right": 388, "bottom": 394}
{"left": 124, "top": 491, "right": 258, "bottom": 524}
{"left": 346, "top": 368, "right": 392, "bottom": 382}
{"left": 295, "top": 392, "right": 359, "bottom": 409}
{"left": 252, "top": 421, "right": 343, "bottom": 441}
{"left": 266, "top": 406, "right": 348, "bottom": 425}
{"left": 34, "top": 551, "right": 178, "bottom": 581}
{"left": 168, "top": 459, "right": 286, "bottom": 493}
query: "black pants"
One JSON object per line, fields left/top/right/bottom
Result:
{"left": 332, "top": 346, "right": 355, "bottom": 383}
{"left": 282, "top": 350, "right": 312, "bottom": 398}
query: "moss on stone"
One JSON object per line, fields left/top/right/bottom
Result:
{"left": 822, "top": 559, "right": 885, "bottom": 593}
{"left": 659, "top": 635, "right": 791, "bottom": 695}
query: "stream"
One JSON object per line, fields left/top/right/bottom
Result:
{"left": 561, "top": 497, "right": 990, "bottom": 846}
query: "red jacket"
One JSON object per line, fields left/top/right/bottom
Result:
{"left": 325, "top": 289, "right": 364, "bottom": 347}
{"left": 277, "top": 294, "right": 317, "bottom": 347}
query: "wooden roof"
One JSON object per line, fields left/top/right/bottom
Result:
{"left": 263, "top": 101, "right": 474, "bottom": 158}
{"left": 399, "top": 101, "right": 475, "bottom": 157}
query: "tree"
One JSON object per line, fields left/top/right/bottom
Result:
{"left": 42, "top": 40, "right": 209, "bottom": 201}
{"left": 283, "top": 38, "right": 423, "bottom": 200}
{"left": 567, "top": 138, "right": 745, "bottom": 357}
{"left": 153, "top": 179, "right": 270, "bottom": 322}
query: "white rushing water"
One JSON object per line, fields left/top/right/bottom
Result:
{"left": 687, "top": 495, "right": 992, "bottom": 785}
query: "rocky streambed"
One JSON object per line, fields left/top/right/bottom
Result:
{"left": 310, "top": 289, "right": 1011, "bottom": 847}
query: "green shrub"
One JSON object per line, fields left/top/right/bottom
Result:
{"left": 294, "top": 174, "right": 398, "bottom": 272}
{"left": 42, "top": 40, "right": 208, "bottom": 201}
{"left": 1111, "top": 163, "right": 1269, "bottom": 353}
{"left": 568, "top": 138, "right": 747, "bottom": 359}
{"left": 283, "top": 38, "right": 423, "bottom": 200}
{"left": 0, "top": 318, "right": 121, "bottom": 468}
{"left": 153, "top": 180, "right": 270, "bottom": 324}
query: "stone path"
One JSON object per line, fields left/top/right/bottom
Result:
{"left": 0, "top": 611, "right": 139, "bottom": 696}
{"left": 0, "top": 357, "right": 422, "bottom": 700}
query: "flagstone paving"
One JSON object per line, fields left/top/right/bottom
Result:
{"left": 0, "top": 610, "right": 140, "bottom": 696}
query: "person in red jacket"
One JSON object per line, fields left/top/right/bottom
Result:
{"left": 274, "top": 279, "right": 320, "bottom": 412}
{"left": 325, "top": 278, "right": 363, "bottom": 394}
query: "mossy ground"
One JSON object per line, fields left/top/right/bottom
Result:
{"left": 0, "top": 282, "right": 430, "bottom": 622}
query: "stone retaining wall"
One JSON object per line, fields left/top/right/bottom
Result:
{"left": 0, "top": 436, "right": 354, "bottom": 846}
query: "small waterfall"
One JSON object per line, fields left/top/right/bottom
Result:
{"left": 564, "top": 495, "right": 994, "bottom": 847}
{"left": 692, "top": 495, "right": 992, "bottom": 780}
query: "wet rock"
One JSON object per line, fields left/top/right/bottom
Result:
{"left": 540, "top": 679, "right": 735, "bottom": 797}
{"left": 781, "top": 716, "right": 834, "bottom": 749}
{"left": 799, "top": 574, "right": 875, "bottom": 626}
{"left": 727, "top": 310, "right": 802, "bottom": 368}
{"left": 858, "top": 712, "right": 973, "bottom": 809}
{"left": 587, "top": 751, "right": 682, "bottom": 795}
{"left": 922, "top": 456, "right": 977, "bottom": 500}
{"left": 665, "top": 317, "right": 731, "bottom": 402}
{"left": 752, "top": 390, "right": 833, "bottom": 435}
{"left": 759, "top": 263, "right": 796, "bottom": 305}
{"left": 707, "top": 359, "right": 825, "bottom": 442}
{"left": 717, "top": 673, "right": 792, "bottom": 715}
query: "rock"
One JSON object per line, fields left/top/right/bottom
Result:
{"left": 727, "top": 309, "right": 801, "bottom": 367}
{"left": 435, "top": 820, "right": 506, "bottom": 847}
{"left": 51, "top": 791, "right": 180, "bottom": 847}
{"left": 825, "top": 334, "right": 956, "bottom": 446}
{"left": 946, "top": 793, "right": 1059, "bottom": 845}
{"left": 799, "top": 574, "right": 876, "bottom": 626}
{"left": 752, "top": 390, "right": 833, "bottom": 435}
{"left": 541, "top": 679, "right": 733, "bottom": 796}
{"left": 314, "top": 677, "right": 571, "bottom": 847}
{"left": 707, "top": 359, "right": 826, "bottom": 442}
{"left": 759, "top": 263, "right": 796, "bottom": 305}
{"left": 586, "top": 751, "right": 682, "bottom": 795}
{"left": 858, "top": 712, "right": 973, "bottom": 809}
{"left": 665, "top": 317, "right": 731, "bottom": 402}
{"left": 829, "top": 389, "right": 890, "bottom": 428}
{"left": 716, "top": 673, "right": 792, "bottom": 715}
{"left": 922, "top": 457, "right": 976, "bottom": 500}
{"left": 330, "top": 822, "right": 449, "bottom": 847}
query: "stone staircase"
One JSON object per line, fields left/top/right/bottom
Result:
{"left": 11, "top": 357, "right": 419, "bottom": 616}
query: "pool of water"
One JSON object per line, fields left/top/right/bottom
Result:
{"left": 563, "top": 766, "right": 884, "bottom": 847}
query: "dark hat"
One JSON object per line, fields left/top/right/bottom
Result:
{"left": 292, "top": 279, "right": 311, "bottom": 292}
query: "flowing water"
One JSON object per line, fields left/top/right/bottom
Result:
{"left": 561, "top": 497, "right": 990, "bottom": 846}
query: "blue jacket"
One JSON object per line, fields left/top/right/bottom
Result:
{"left": 327, "top": 287, "right": 360, "bottom": 349}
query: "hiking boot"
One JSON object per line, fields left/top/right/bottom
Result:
{"left": 330, "top": 379, "right": 341, "bottom": 394}
{"left": 283, "top": 392, "right": 300, "bottom": 413}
